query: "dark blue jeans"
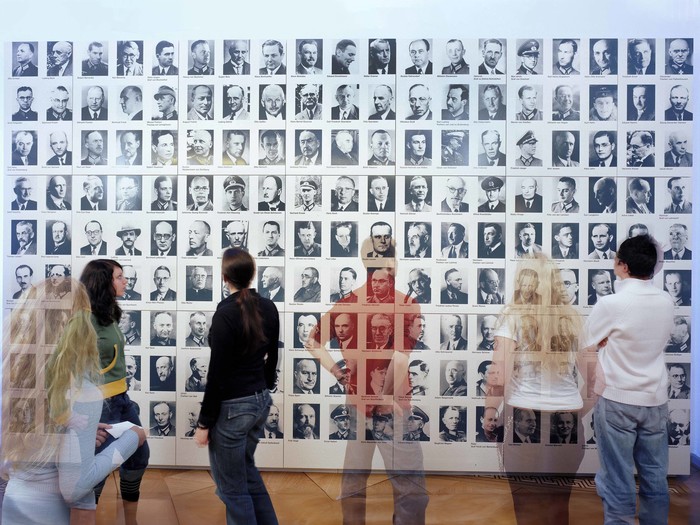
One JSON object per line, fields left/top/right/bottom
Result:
{"left": 209, "top": 390, "right": 278, "bottom": 525}
{"left": 95, "top": 392, "right": 150, "bottom": 501}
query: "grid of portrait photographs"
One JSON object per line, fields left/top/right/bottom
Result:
{"left": 4, "top": 37, "right": 692, "bottom": 473}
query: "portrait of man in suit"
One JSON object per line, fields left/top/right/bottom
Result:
{"left": 12, "top": 86, "right": 37, "bottom": 121}
{"left": 47, "top": 41, "right": 73, "bottom": 76}
{"left": 405, "top": 222, "right": 431, "bottom": 258}
{"left": 441, "top": 176, "right": 468, "bottom": 212}
{"left": 223, "top": 85, "right": 249, "bottom": 121}
{"left": 440, "top": 268, "right": 468, "bottom": 305}
{"left": 665, "top": 131, "right": 693, "bottom": 167}
{"left": 332, "top": 39, "right": 356, "bottom": 74}
{"left": 259, "top": 266, "right": 284, "bottom": 302}
{"left": 331, "top": 221, "right": 358, "bottom": 257}
{"left": 664, "top": 224, "right": 692, "bottom": 260}
{"left": 294, "top": 315, "right": 319, "bottom": 350}
{"left": 515, "top": 177, "right": 543, "bottom": 212}
{"left": 80, "top": 220, "right": 107, "bottom": 256}
{"left": 628, "top": 38, "right": 655, "bottom": 74}
{"left": 151, "top": 221, "right": 177, "bottom": 257}
{"left": 80, "top": 175, "right": 106, "bottom": 210}
{"left": 368, "top": 38, "right": 395, "bottom": 74}
{"left": 11, "top": 176, "right": 37, "bottom": 211}
{"left": 331, "top": 131, "right": 358, "bottom": 166}
{"left": 258, "top": 175, "right": 285, "bottom": 211}
{"left": 590, "top": 39, "right": 617, "bottom": 75}
{"left": 119, "top": 265, "right": 141, "bottom": 301}
{"left": 367, "top": 314, "right": 394, "bottom": 350}
{"left": 552, "top": 132, "right": 580, "bottom": 167}
{"left": 590, "top": 130, "right": 617, "bottom": 168}
{"left": 115, "top": 224, "right": 142, "bottom": 256}
{"left": 588, "top": 224, "right": 617, "bottom": 260}
{"left": 13, "top": 42, "right": 38, "bottom": 77}
{"left": 81, "top": 86, "right": 107, "bottom": 121}
{"left": 296, "top": 39, "right": 322, "bottom": 74}
{"left": 82, "top": 41, "right": 108, "bottom": 76}
{"left": 259, "top": 40, "right": 286, "bottom": 75}
{"left": 187, "top": 85, "right": 213, "bottom": 120}
{"left": 442, "top": 38, "right": 469, "bottom": 74}
{"left": 442, "top": 223, "right": 468, "bottom": 259}
{"left": 478, "top": 130, "right": 505, "bottom": 166}
{"left": 46, "top": 220, "right": 70, "bottom": 255}
{"left": 551, "top": 223, "right": 578, "bottom": 260}
{"left": 295, "top": 130, "right": 322, "bottom": 166}
{"left": 405, "top": 39, "right": 432, "bottom": 74}
{"left": 329, "top": 315, "right": 357, "bottom": 351}
{"left": 664, "top": 84, "right": 693, "bottom": 121}
{"left": 590, "top": 177, "right": 617, "bottom": 214}
{"left": 478, "top": 39, "right": 504, "bottom": 74}
{"left": 477, "top": 268, "right": 504, "bottom": 305}
{"left": 116, "top": 131, "right": 142, "bottom": 166}
{"left": 188, "top": 40, "right": 213, "bottom": 75}
{"left": 153, "top": 40, "right": 178, "bottom": 75}
{"left": 665, "top": 177, "right": 692, "bottom": 213}
{"left": 116, "top": 41, "right": 143, "bottom": 76}
{"left": 46, "top": 175, "right": 71, "bottom": 210}
{"left": 478, "top": 222, "right": 505, "bottom": 259}
{"left": 13, "top": 265, "right": 34, "bottom": 300}
{"left": 331, "top": 176, "right": 358, "bottom": 211}
{"left": 118, "top": 86, "right": 143, "bottom": 121}
{"left": 223, "top": 40, "right": 249, "bottom": 75}
{"left": 185, "top": 266, "right": 213, "bottom": 302}
{"left": 626, "top": 177, "right": 654, "bottom": 213}
{"left": 151, "top": 266, "right": 176, "bottom": 301}
{"left": 478, "top": 84, "right": 506, "bottom": 120}
{"left": 331, "top": 84, "right": 359, "bottom": 120}
{"left": 295, "top": 84, "right": 323, "bottom": 120}
{"left": 439, "top": 314, "right": 467, "bottom": 351}
{"left": 151, "top": 130, "right": 177, "bottom": 166}
{"left": 627, "top": 130, "right": 655, "bottom": 167}
{"left": 260, "top": 404, "right": 283, "bottom": 439}
{"left": 628, "top": 85, "right": 655, "bottom": 121}
{"left": 369, "top": 85, "right": 395, "bottom": 120}
{"left": 11, "top": 130, "right": 37, "bottom": 166}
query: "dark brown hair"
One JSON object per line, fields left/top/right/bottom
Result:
{"left": 221, "top": 248, "right": 266, "bottom": 352}
{"left": 79, "top": 259, "right": 122, "bottom": 326}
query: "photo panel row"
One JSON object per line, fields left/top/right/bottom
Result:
{"left": 9, "top": 38, "right": 694, "bottom": 80}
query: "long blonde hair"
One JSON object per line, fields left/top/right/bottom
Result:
{"left": 1, "top": 279, "right": 100, "bottom": 473}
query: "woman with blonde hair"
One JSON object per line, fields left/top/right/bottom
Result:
{"left": 487, "top": 253, "right": 585, "bottom": 525}
{"left": 1, "top": 279, "right": 146, "bottom": 525}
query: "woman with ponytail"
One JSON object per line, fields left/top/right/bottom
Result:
{"left": 194, "top": 248, "right": 279, "bottom": 525}
{"left": 79, "top": 259, "right": 149, "bottom": 513}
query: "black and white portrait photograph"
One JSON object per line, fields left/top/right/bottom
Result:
{"left": 295, "top": 39, "right": 323, "bottom": 74}
{"left": 405, "top": 175, "right": 432, "bottom": 212}
{"left": 558, "top": 268, "right": 579, "bottom": 306}
{"left": 152, "top": 85, "right": 178, "bottom": 120}
{"left": 664, "top": 84, "right": 693, "bottom": 122}
{"left": 664, "top": 176, "right": 692, "bottom": 213}
{"left": 12, "top": 41, "right": 39, "bottom": 77}
{"left": 441, "top": 222, "right": 469, "bottom": 259}
{"left": 405, "top": 83, "right": 433, "bottom": 120}
{"left": 294, "top": 176, "right": 321, "bottom": 211}
{"left": 10, "top": 219, "right": 37, "bottom": 255}
{"left": 367, "top": 129, "right": 395, "bottom": 166}
{"left": 150, "top": 265, "right": 176, "bottom": 302}
{"left": 45, "top": 84, "right": 73, "bottom": 121}
{"left": 116, "top": 40, "right": 144, "bottom": 76}
{"left": 368, "top": 84, "right": 395, "bottom": 120}
{"left": 551, "top": 223, "right": 579, "bottom": 260}
{"left": 153, "top": 40, "right": 178, "bottom": 75}
{"left": 588, "top": 269, "right": 614, "bottom": 305}
{"left": 475, "top": 406, "right": 503, "bottom": 443}
{"left": 117, "top": 86, "right": 143, "bottom": 121}
{"left": 45, "top": 130, "right": 72, "bottom": 167}
{"left": 292, "top": 266, "right": 321, "bottom": 303}
{"left": 115, "top": 131, "right": 142, "bottom": 166}
{"left": 186, "top": 129, "right": 214, "bottom": 166}
{"left": 150, "top": 311, "right": 176, "bottom": 346}
{"left": 330, "top": 175, "right": 359, "bottom": 211}
{"left": 552, "top": 85, "right": 580, "bottom": 121}
{"left": 329, "top": 266, "right": 359, "bottom": 303}
{"left": 331, "top": 39, "right": 358, "bottom": 75}
{"left": 150, "top": 355, "right": 176, "bottom": 392}
{"left": 589, "top": 176, "right": 618, "bottom": 214}
{"left": 587, "top": 223, "right": 617, "bottom": 259}
{"left": 114, "top": 175, "right": 142, "bottom": 211}
{"left": 258, "top": 266, "right": 284, "bottom": 302}
{"left": 294, "top": 129, "right": 322, "bottom": 166}
{"left": 404, "top": 38, "right": 433, "bottom": 74}
{"left": 151, "top": 129, "right": 178, "bottom": 166}
{"left": 438, "top": 176, "right": 469, "bottom": 213}
{"left": 477, "top": 222, "right": 506, "bottom": 258}
{"left": 260, "top": 403, "right": 283, "bottom": 439}
{"left": 627, "top": 38, "right": 655, "bottom": 75}
{"left": 666, "top": 316, "right": 691, "bottom": 353}
{"left": 80, "top": 130, "right": 107, "bottom": 166}
{"left": 294, "top": 84, "right": 323, "bottom": 120}
{"left": 663, "top": 270, "right": 692, "bottom": 307}
{"left": 293, "top": 313, "right": 319, "bottom": 349}
{"left": 185, "top": 265, "right": 213, "bottom": 301}
{"left": 219, "top": 175, "right": 248, "bottom": 211}
{"left": 258, "top": 175, "right": 285, "bottom": 210}
{"left": 477, "top": 84, "right": 506, "bottom": 120}
{"left": 404, "top": 222, "right": 432, "bottom": 258}
{"left": 186, "top": 175, "right": 213, "bottom": 211}
{"left": 330, "top": 221, "right": 358, "bottom": 257}
{"left": 222, "top": 85, "right": 250, "bottom": 121}
{"left": 476, "top": 268, "right": 505, "bottom": 305}
{"left": 294, "top": 220, "right": 322, "bottom": 257}
{"left": 440, "top": 314, "right": 467, "bottom": 350}
{"left": 667, "top": 363, "right": 691, "bottom": 399}
{"left": 365, "top": 312, "right": 395, "bottom": 349}
{"left": 552, "top": 131, "right": 580, "bottom": 167}
{"left": 441, "top": 38, "right": 469, "bottom": 74}
{"left": 46, "top": 220, "right": 71, "bottom": 255}
{"left": 477, "top": 176, "right": 505, "bottom": 212}
{"left": 149, "top": 401, "right": 175, "bottom": 437}
{"left": 589, "top": 130, "right": 617, "bottom": 168}
{"left": 150, "top": 176, "right": 177, "bottom": 211}
{"left": 478, "top": 38, "right": 505, "bottom": 75}
{"left": 626, "top": 84, "right": 655, "bottom": 121}
{"left": 10, "top": 176, "right": 37, "bottom": 211}
{"left": 259, "top": 84, "right": 287, "bottom": 121}
{"left": 515, "top": 39, "right": 542, "bottom": 75}
{"left": 151, "top": 220, "right": 177, "bottom": 257}
{"left": 45, "top": 264, "right": 72, "bottom": 300}
{"left": 258, "top": 40, "right": 286, "bottom": 75}
{"left": 12, "top": 85, "right": 38, "bottom": 121}
{"left": 47, "top": 41, "right": 73, "bottom": 77}
{"left": 185, "top": 356, "right": 209, "bottom": 391}
{"left": 186, "top": 84, "right": 213, "bottom": 120}
{"left": 368, "top": 38, "right": 396, "bottom": 74}
{"left": 590, "top": 38, "right": 618, "bottom": 75}
{"left": 366, "top": 175, "right": 395, "bottom": 212}
{"left": 440, "top": 268, "right": 468, "bottom": 305}
{"left": 182, "top": 401, "right": 202, "bottom": 438}
{"left": 440, "top": 130, "right": 468, "bottom": 166}
{"left": 222, "top": 220, "right": 248, "bottom": 251}
{"left": 477, "top": 129, "right": 506, "bottom": 166}
{"left": 552, "top": 38, "right": 580, "bottom": 75}
{"left": 514, "top": 222, "right": 542, "bottom": 258}
{"left": 440, "top": 83, "right": 469, "bottom": 120}
{"left": 668, "top": 409, "right": 691, "bottom": 446}
{"left": 439, "top": 361, "right": 468, "bottom": 396}
{"left": 293, "top": 403, "right": 319, "bottom": 440}
{"left": 223, "top": 39, "right": 250, "bottom": 75}
{"left": 11, "top": 130, "right": 37, "bottom": 166}
{"left": 257, "top": 130, "right": 285, "bottom": 166}
{"left": 664, "top": 130, "right": 692, "bottom": 167}
{"left": 328, "top": 405, "right": 356, "bottom": 440}
{"left": 12, "top": 264, "right": 35, "bottom": 300}
{"left": 331, "top": 84, "right": 359, "bottom": 120}
{"left": 665, "top": 38, "right": 693, "bottom": 74}
{"left": 664, "top": 223, "right": 692, "bottom": 260}
{"left": 514, "top": 85, "right": 542, "bottom": 121}
{"left": 124, "top": 354, "right": 141, "bottom": 391}
{"left": 187, "top": 40, "right": 214, "bottom": 75}
{"left": 625, "top": 176, "right": 655, "bottom": 214}
{"left": 258, "top": 219, "right": 285, "bottom": 258}
{"left": 404, "top": 130, "right": 432, "bottom": 166}
{"left": 514, "top": 176, "right": 543, "bottom": 212}
{"left": 331, "top": 130, "right": 359, "bottom": 166}
{"left": 221, "top": 130, "right": 250, "bottom": 166}
{"left": 626, "top": 130, "right": 656, "bottom": 167}
{"left": 514, "top": 130, "right": 543, "bottom": 167}
{"left": 329, "top": 313, "right": 358, "bottom": 350}
{"left": 589, "top": 85, "right": 618, "bottom": 121}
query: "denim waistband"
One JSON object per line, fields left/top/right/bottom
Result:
{"left": 222, "top": 389, "right": 269, "bottom": 405}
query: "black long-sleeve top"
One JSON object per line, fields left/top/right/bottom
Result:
{"left": 199, "top": 290, "right": 279, "bottom": 428}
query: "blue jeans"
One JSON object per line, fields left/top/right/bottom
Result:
{"left": 594, "top": 397, "right": 669, "bottom": 525}
{"left": 95, "top": 392, "right": 150, "bottom": 501}
{"left": 209, "top": 390, "right": 278, "bottom": 525}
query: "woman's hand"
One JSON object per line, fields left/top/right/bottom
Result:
{"left": 131, "top": 426, "right": 147, "bottom": 447}
{"left": 194, "top": 427, "right": 210, "bottom": 447}
{"left": 95, "top": 422, "right": 112, "bottom": 447}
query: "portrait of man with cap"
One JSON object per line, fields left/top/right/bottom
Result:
{"left": 222, "top": 175, "right": 247, "bottom": 211}
{"left": 403, "top": 406, "right": 430, "bottom": 442}
{"left": 329, "top": 359, "right": 356, "bottom": 395}
{"left": 115, "top": 224, "right": 142, "bottom": 256}
{"left": 589, "top": 85, "right": 618, "bottom": 121}
{"left": 296, "top": 177, "right": 320, "bottom": 212}
{"left": 516, "top": 39, "right": 541, "bottom": 75}
{"left": 441, "top": 130, "right": 468, "bottom": 166}
{"left": 365, "top": 405, "right": 393, "bottom": 441}
{"left": 329, "top": 405, "right": 357, "bottom": 440}
{"left": 477, "top": 176, "right": 506, "bottom": 212}
{"left": 153, "top": 85, "right": 178, "bottom": 120}
{"left": 514, "top": 131, "right": 543, "bottom": 167}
